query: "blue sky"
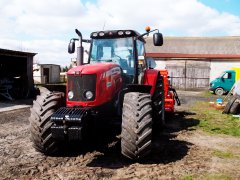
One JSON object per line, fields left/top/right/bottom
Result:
{"left": 199, "top": 0, "right": 240, "bottom": 16}
{"left": 0, "top": 0, "right": 240, "bottom": 66}
{"left": 82, "top": 0, "right": 240, "bottom": 16}
{"left": 81, "top": 0, "right": 97, "bottom": 4}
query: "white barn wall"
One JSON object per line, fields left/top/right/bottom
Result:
{"left": 155, "top": 60, "right": 166, "bottom": 70}
{"left": 146, "top": 57, "right": 166, "bottom": 70}
{"left": 210, "top": 60, "right": 240, "bottom": 81}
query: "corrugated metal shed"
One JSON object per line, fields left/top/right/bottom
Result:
{"left": 0, "top": 48, "right": 36, "bottom": 100}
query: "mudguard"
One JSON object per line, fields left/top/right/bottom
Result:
{"left": 143, "top": 69, "right": 159, "bottom": 95}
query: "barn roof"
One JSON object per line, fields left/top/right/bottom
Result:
{"left": 0, "top": 48, "right": 36, "bottom": 57}
{"left": 145, "top": 36, "right": 240, "bottom": 59}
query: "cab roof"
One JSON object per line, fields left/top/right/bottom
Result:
{"left": 90, "top": 30, "right": 145, "bottom": 42}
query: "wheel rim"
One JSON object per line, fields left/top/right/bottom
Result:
{"left": 216, "top": 88, "right": 224, "bottom": 96}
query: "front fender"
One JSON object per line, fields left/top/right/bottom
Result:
{"left": 143, "top": 69, "right": 159, "bottom": 95}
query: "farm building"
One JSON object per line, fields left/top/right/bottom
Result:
{"left": 0, "top": 48, "right": 36, "bottom": 100}
{"left": 146, "top": 36, "right": 240, "bottom": 90}
{"left": 33, "top": 64, "right": 60, "bottom": 84}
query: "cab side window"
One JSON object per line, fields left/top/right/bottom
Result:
{"left": 137, "top": 40, "right": 146, "bottom": 84}
{"left": 136, "top": 40, "right": 146, "bottom": 70}
{"left": 223, "top": 73, "right": 232, "bottom": 79}
{"left": 137, "top": 40, "right": 145, "bottom": 56}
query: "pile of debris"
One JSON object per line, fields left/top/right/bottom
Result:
{"left": 223, "top": 95, "right": 240, "bottom": 115}
{"left": 223, "top": 80, "right": 240, "bottom": 115}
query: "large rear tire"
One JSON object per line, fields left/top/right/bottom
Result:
{"left": 121, "top": 92, "right": 152, "bottom": 160}
{"left": 29, "top": 90, "right": 64, "bottom": 155}
{"left": 229, "top": 99, "right": 240, "bottom": 114}
{"left": 152, "top": 74, "right": 164, "bottom": 124}
{"left": 223, "top": 95, "right": 239, "bottom": 114}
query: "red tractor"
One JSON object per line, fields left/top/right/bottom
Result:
{"left": 29, "top": 27, "right": 180, "bottom": 160}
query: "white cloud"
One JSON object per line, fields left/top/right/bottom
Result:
{"left": 0, "top": 38, "right": 72, "bottom": 64}
{"left": 0, "top": 0, "right": 240, "bottom": 66}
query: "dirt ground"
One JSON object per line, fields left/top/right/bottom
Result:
{"left": 0, "top": 91, "right": 240, "bottom": 179}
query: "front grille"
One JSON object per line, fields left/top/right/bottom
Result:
{"left": 68, "top": 74, "right": 96, "bottom": 101}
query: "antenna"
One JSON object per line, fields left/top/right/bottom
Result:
{"left": 102, "top": 21, "right": 106, "bottom": 30}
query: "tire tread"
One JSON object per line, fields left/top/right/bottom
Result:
{"left": 121, "top": 92, "right": 152, "bottom": 160}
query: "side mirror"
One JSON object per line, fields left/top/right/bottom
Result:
{"left": 68, "top": 40, "right": 75, "bottom": 54}
{"left": 153, "top": 33, "right": 163, "bottom": 46}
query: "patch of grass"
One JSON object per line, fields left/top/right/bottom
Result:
{"left": 191, "top": 101, "right": 240, "bottom": 137}
{"left": 202, "top": 174, "right": 231, "bottom": 180}
{"left": 213, "top": 150, "right": 234, "bottom": 158}
{"left": 183, "top": 175, "right": 193, "bottom": 180}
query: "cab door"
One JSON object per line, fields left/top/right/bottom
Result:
{"left": 222, "top": 71, "right": 235, "bottom": 91}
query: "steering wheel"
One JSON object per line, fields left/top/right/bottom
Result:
{"left": 112, "top": 54, "right": 128, "bottom": 68}
{"left": 111, "top": 54, "right": 121, "bottom": 63}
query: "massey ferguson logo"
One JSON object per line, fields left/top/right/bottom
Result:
{"left": 105, "top": 67, "right": 121, "bottom": 88}
{"left": 106, "top": 67, "right": 121, "bottom": 77}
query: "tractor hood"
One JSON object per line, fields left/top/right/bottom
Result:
{"left": 66, "top": 62, "right": 123, "bottom": 107}
{"left": 67, "top": 63, "right": 120, "bottom": 75}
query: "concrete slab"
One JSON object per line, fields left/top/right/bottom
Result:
{"left": 0, "top": 103, "right": 31, "bottom": 113}
{"left": 0, "top": 98, "right": 32, "bottom": 112}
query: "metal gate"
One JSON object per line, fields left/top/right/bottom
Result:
{"left": 166, "top": 60, "right": 210, "bottom": 90}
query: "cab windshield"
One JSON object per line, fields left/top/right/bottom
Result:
{"left": 217, "top": 71, "right": 226, "bottom": 78}
{"left": 89, "top": 37, "right": 134, "bottom": 75}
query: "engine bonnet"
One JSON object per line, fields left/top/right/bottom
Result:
{"left": 67, "top": 63, "right": 120, "bottom": 75}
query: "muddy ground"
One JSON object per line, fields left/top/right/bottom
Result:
{"left": 0, "top": 91, "right": 240, "bottom": 179}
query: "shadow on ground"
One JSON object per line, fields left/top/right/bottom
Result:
{"left": 164, "top": 111, "right": 200, "bottom": 133}
{"left": 48, "top": 108, "right": 200, "bottom": 169}
{"left": 86, "top": 110, "right": 200, "bottom": 168}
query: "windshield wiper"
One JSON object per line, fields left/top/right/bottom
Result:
{"left": 104, "top": 59, "right": 113, "bottom": 62}
{"left": 91, "top": 59, "right": 113, "bottom": 62}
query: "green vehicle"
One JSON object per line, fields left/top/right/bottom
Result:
{"left": 210, "top": 67, "right": 240, "bottom": 95}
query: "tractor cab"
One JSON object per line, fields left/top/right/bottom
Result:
{"left": 89, "top": 31, "right": 137, "bottom": 84}
{"left": 68, "top": 28, "right": 163, "bottom": 86}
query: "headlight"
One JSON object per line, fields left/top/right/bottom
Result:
{"left": 68, "top": 91, "right": 74, "bottom": 100}
{"left": 85, "top": 91, "right": 93, "bottom": 100}
{"left": 211, "top": 83, "right": 214, "bottom": 87}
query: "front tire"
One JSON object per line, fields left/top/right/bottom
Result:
{"left": 29, "top": 90, "right": 64, "bottom": 155}
{"left": 215, "top": 87, "right": 225, "bottom": 96}
{"left": 121, "top": 92, "right": 152, "bottom": 160}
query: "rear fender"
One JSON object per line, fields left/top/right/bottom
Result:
{"left": 116, "top": 85, "right": 151, "bottom": 116}
{"left": 127, "top": 84, "right": 152, "bottom": 93}
{"left": 143, "top": 69, "right": 159, "bottom": 95}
